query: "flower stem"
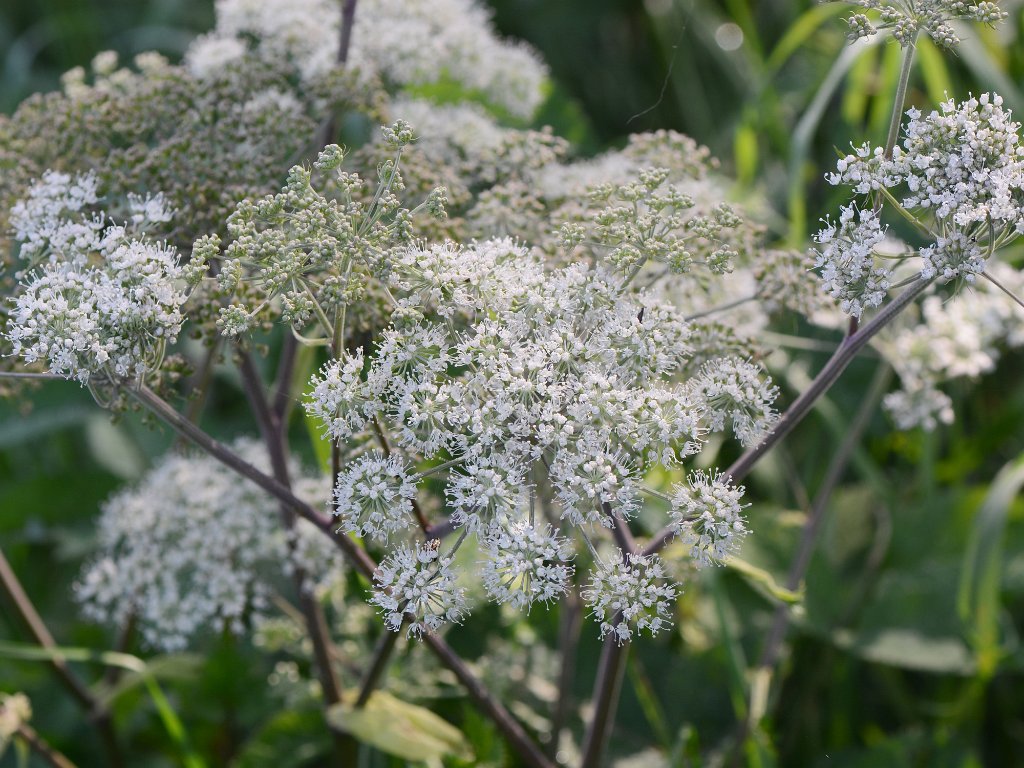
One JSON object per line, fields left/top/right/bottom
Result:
{"left": 579, "top": 636, "right": 629, "bottom": 768}
{"left": 0, "top": 549, "right": 123, "bottom": 767}
{"left": 236, "top": 350, "right": 344, "bottom": 708}
{"left": 884, "top": 31, "right": 919, "bottom": 160}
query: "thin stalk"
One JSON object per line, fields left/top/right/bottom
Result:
{"left": 339, "top": 0, "right": 358, "bottom": 65}
{"left": 126, "top": 383, "right": 377, "bottom": 578}
{"left": 643, "top": 275, "right": 932, "bottom": 557}
{"left": 603, "top": 502, "right": 637, "bottom": 556}
{"left": 236, "top": 351, "right": 344, "bottom": 707}
{"left": 313, "top": 0, "right": 359, "bottom": 149}
{"left": 354, "top": 629, "right": 401, "bottom": 708}
{"left": 271, "top": 332, "right": 298, "bottom": 422}
{"left": 182, "top": 341, "right": 220, "bottom": 426}
{"left": 683, "top": 294, "right": 759, "bottom": 322}
{"left": 0, "top": 371, "right": 65, "bottom": 380}
{"left": 883, "top": 32, "right": 919, "bottom": 160}
{"left": 579, "top": 637, "right": 629, "bottom": 768}
{"left": 0, "top": 549, "right": 123, "bottom": 768}
{"left": 982, "top": 269, "right": 1024, "bottom": 311}
{"left": 548, "top": 590, "right": 583, "bottom": 760}
{"left": 422, "top": 633, "right": 556, "bottom": 768}
{"left": 15, "top": 723, "right": 79, "bottom": 768}
{"left": 732, "top": 362, "right": 892, "bottom": 759}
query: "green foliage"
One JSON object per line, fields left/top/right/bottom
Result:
{"left": 3, "top": 2, "right": 1024, "bottom": 768}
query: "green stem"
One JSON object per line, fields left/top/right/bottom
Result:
{"left": 883, "top": 31, "right": 919, "bottom": 160}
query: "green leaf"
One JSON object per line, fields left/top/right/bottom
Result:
{"left": 733, "top": 120, "right": 759, "bottom": 187}
{"left": 0, "top": 642, "right": 207, "bottom": 768}
{"left": 85, "top": 416, "right": 146, "bottom": 480}
{"left": 326, "top": 690, "right": 474, "bottom": 763}
{"left": 915, "top": 38, "right": 954, "bottom": 108}
{"left": 829, "top": 627, "right": 974, "bottom": 675}
{"left": 957, "top": 455, "right": 1024, "bottom": 678}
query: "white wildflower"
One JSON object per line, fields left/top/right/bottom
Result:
{"left": 690, "top": 357, "right": 778, "bottom": 447}
{"left": 670, "top": 471, "right": 748, "bottom": 567}
{"left": 76, "top": 441, "right": 340, "bottom": 651}
{"left": 813, "top": 205, "right": 891, "bottom": 318}
{"left": 370, "top": 542, "right": 467, "bottom": 638}
{"left": 479, "top": 519, "right": 574, "bottom": 610}
{"left": 305, "top": 351, "right": 377, "bottom": 443}
{"left": 333, "top": 451, "right": 418, "bottom": 542}
{"left": 583, "top": 551, "right": 677, "bottom": 644}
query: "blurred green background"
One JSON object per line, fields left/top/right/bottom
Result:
{"left": 4, "top": 1, "right": 1024, "bottom": 767}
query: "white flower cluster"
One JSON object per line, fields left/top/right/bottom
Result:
{"left": 5, "top": 171, "right": 190, "bottom": 385}
{"left": 670, "top": 471, "right": 748, "bottom": 567}
{"left": 186, "top": 0, "right": 548, "bottom": 119}
{"left": 582, "top": 551, "right": 677, "bottom": 644}
{"left": 813, "top": 205, "right": 891, "bottom": 318}
{"left": 480, "top": 519, "right": 574, "bottom": 611}
{"left": 876, "top": 262, "right": 1024, "bottom": 429}
{"left": 334, "top": 451, "right": 417, "bottom": 542}
{"left": 370, "top": 541, "right": 467, "bottom": 638}
{"left": 306, "top": 234, "right": 776, "bottom": 639}
{"left": 843, "top": 1, "right": 1006, "bottom": 48}
{"left": 818, "top": 93, "right": 1024, "bottom": 316}
{"left": 76, "top": 440, "right": 342, "bottom": 651}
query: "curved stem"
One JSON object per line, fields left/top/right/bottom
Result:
{"left": 237, "top": 351, "right": 344, "bottom": 707}
{"left": 422, "top": 633, "right": 556, "bottom": 768}
{"left": 0, "top": 550, "right": 123, "bottom": 767}
{"left": 354, "top": 629, "right": 401, "bottom": 707}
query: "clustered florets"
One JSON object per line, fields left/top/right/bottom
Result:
{"left": 187, "top": 0, "right": 549, "bottom": 119}
{"left": 817, "top": 93, "right": 1024, "bottom": 317}
{"left": 479, "top": 519, "right": 574, "bottom": 610}
{"left": 303, "top": 224, "right": 776, "bottom": 639}
{"left": 370, "top": 542, "right": 467, "bottom": 638}
{"left": 583, "top": 551, "right": 677, "bottom": 644}
{"left": 670, "top": 471, "right": 748, "bottom": 567}
{"left": 76, "top": 441, "right": 341, "bottom": 651}
{"left": 5, "top": 171, "right": 193, "bottom": 385}
{"left": 843, "top": 1, "right": 1006, "bottom": 48}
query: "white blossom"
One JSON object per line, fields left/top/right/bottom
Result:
{"left": 583, "top": 551, "right": 677, "bottom": 644}
{"left": 370, "top": 542, "right": 467, "bottom": 638}
{"left": 689, "top": 357, "right": 779, "bottom": 446}
{"left": 813, "top": 205, "right": 891, "bottom": 318}
{"left": 479, "top": 519, "right": 574, "bottom": 610}
{"left": 305, "top": 350, "right": 378, "bottom": 443}
{"left": 670, "top": 471, "right": 747, "bottom": 567}
{"left": 76, "top": 441, "right": 341, "bottom": 651}
{"left": 333, "top": 451, "right": 418, "bottom": 542}
{"left": 6, "top": 173, "right": 188, "bottom": 385}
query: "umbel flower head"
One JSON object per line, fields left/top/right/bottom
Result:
{"left": 333, "top": 450, "right": 417, "bottom": 543}
{"left": 5, "top": 171, "right": 193, "bottom": 385}
{"left": 76, "top": 440, "right": 341, "bottom": 651}
{"left": 370, "top": 541, "right": 467, "bottom": 638}
{"left": 583, "top": 550, "right": 677, "bottom": 645}
{"left": 479, "top": 518, "right": 574, "bottom": 611}
{"left": 843, "top": 1, "right": 1006, "bottom": 48}
{"left": 817, "top": 93, "right": 1024, "bottom": 316}
{"left": 670, "top": 470, "right": 748, "bottom": 567}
